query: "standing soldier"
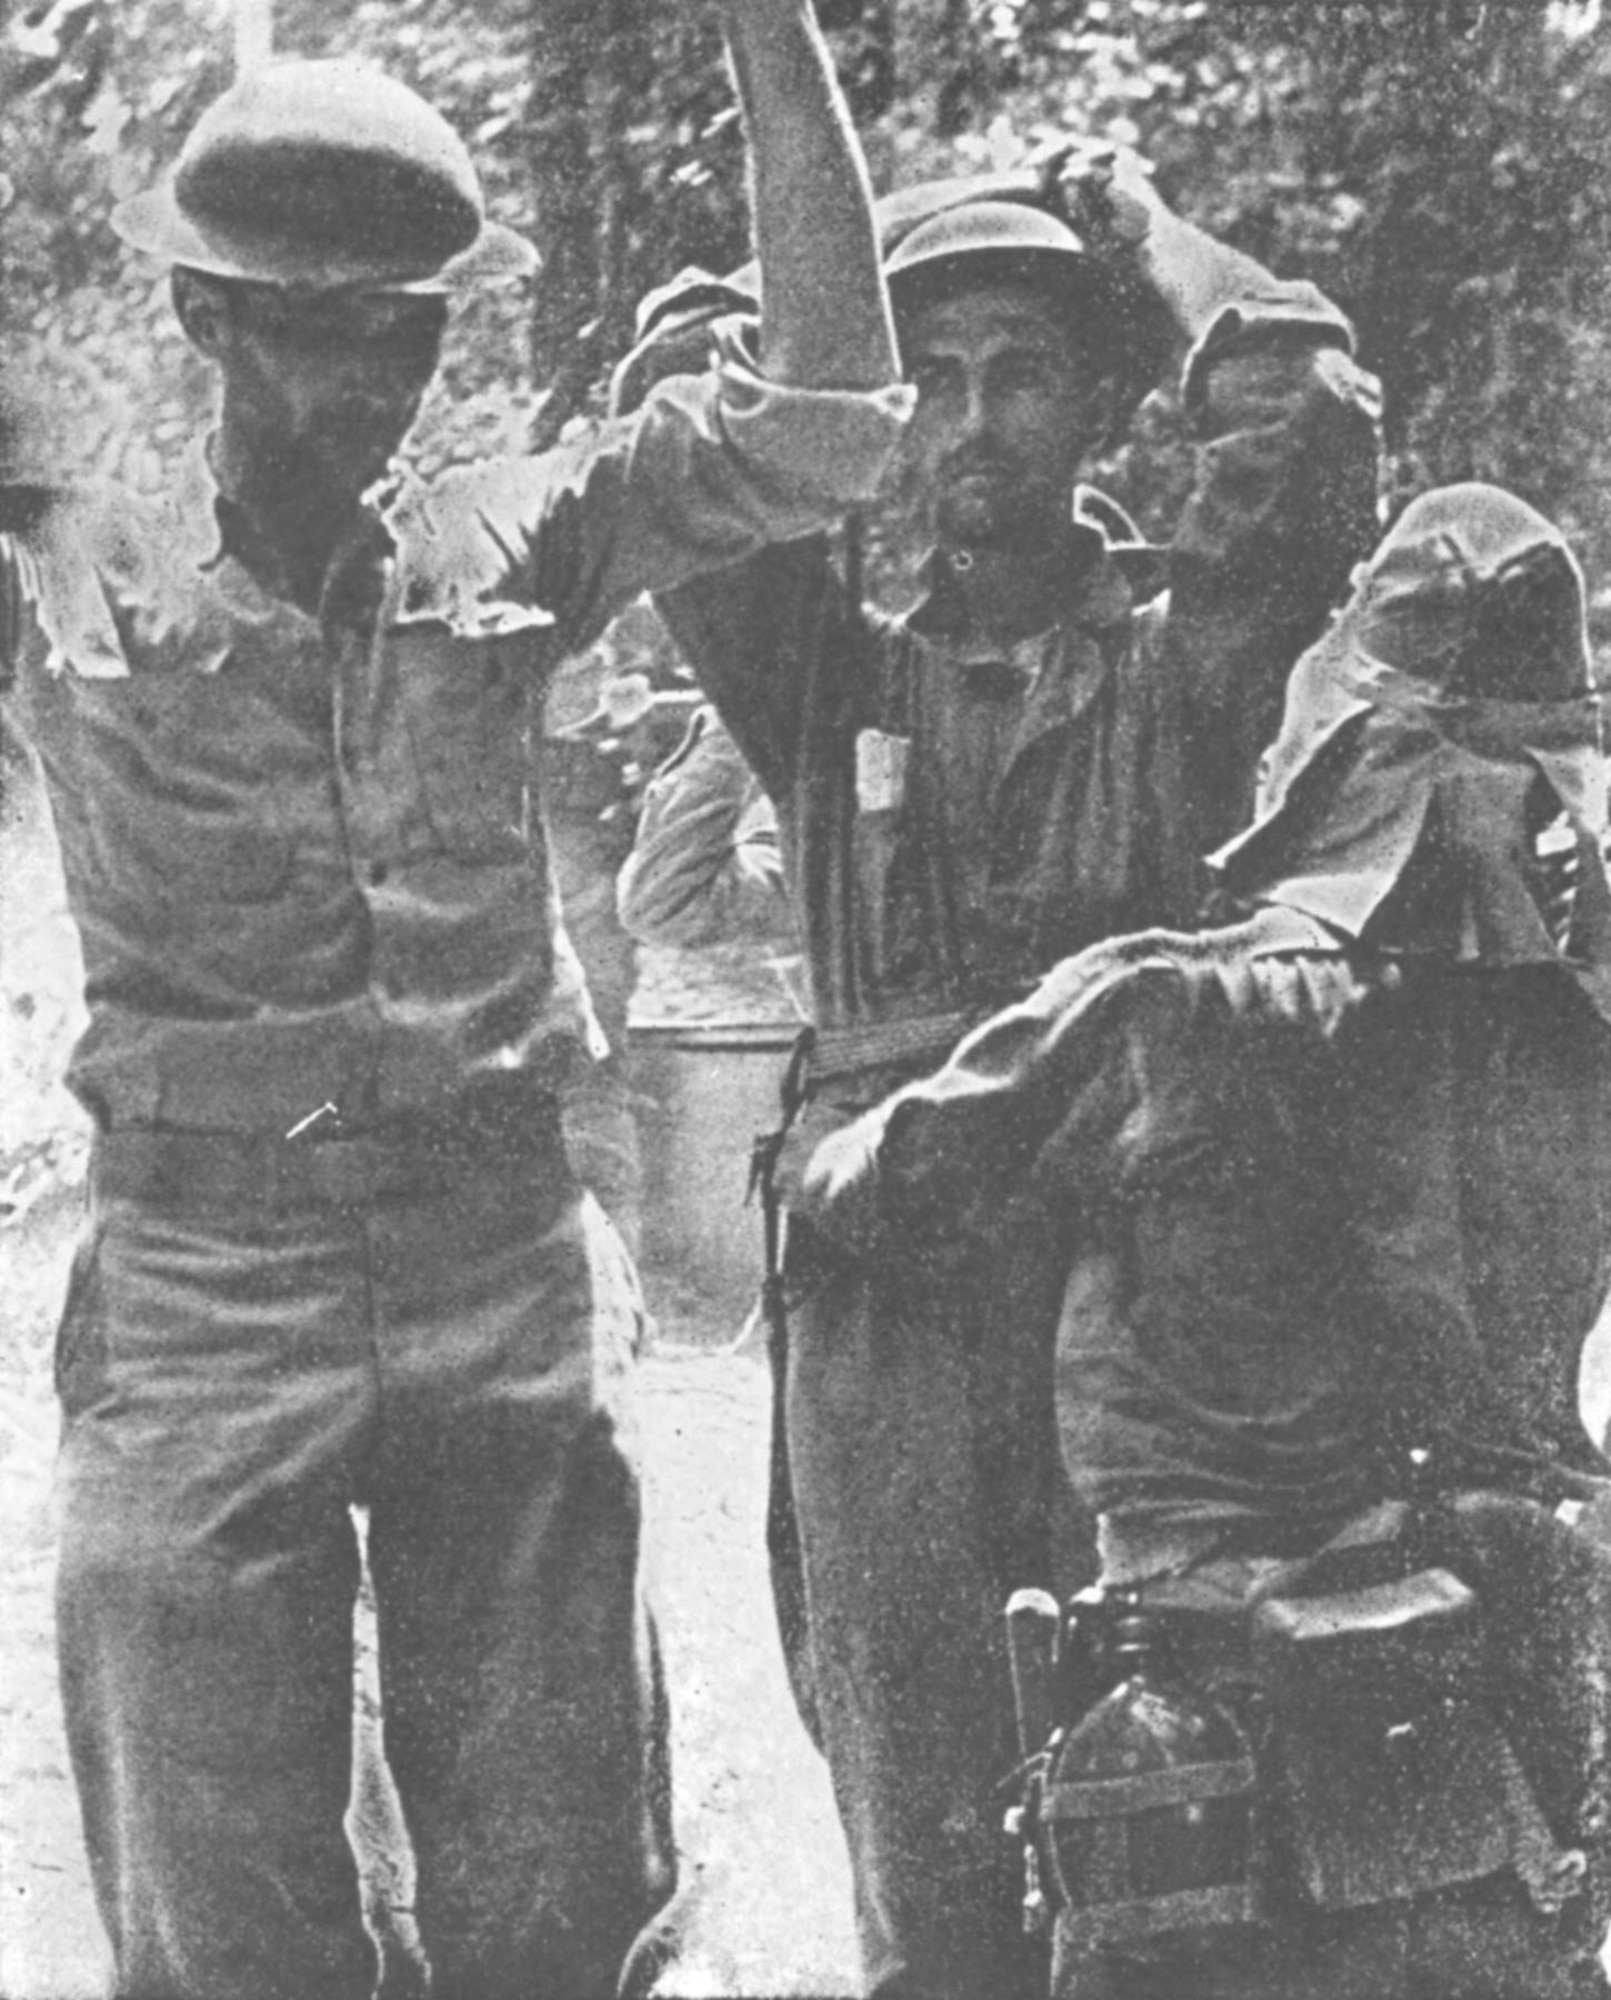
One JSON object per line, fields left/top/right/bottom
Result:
{"left": 0, "top": 5, "right": 907, "bottom": 1995}
{"left": 641, "top": 147, "right": 1382, "bottom": 1997}
{"left": 798, "top": 484, "right": 1611, "bottom": 1999}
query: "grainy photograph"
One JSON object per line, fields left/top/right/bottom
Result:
{"left": 3, "top": 1, "right": 1610, "bottom": 1995}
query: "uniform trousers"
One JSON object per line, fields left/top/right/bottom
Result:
{"left": 770, "top": 1215, "right": 1088, "bottom": 2000}
{"left": 53, "top": 1126, "right": 674, "bottom": 2000}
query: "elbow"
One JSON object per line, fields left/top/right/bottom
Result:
{"left": 616, "top": 872, "right": 725, "bottom": 951}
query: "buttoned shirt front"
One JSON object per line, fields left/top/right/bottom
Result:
{"left": 0, "top": 353, "right": 908, "bottom": 1132}
{"left": 659, "top": 290, "right": 1383, "bottom": 1056}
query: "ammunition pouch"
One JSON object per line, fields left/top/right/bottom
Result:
{"left": 1007, "top": 1541, "right": 1592, "bottom": 1963}
{"left": 1251, "top": 1563, "right": 1571, "bottom": 1911}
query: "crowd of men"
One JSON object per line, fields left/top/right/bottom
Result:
{"left": 2, "top": 1, "right": 1609, "bottom": 1995}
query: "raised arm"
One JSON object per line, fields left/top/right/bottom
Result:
{"left": 1057, "top": 149, "right": 1382, "bottom": 895}
{"left": 410, "top": 2, "right": 907, "bottom": 681}
{"left": 717, "top": 0, "right": 897, "bottom": 392}
{"left": 1058, "top": 147, "right": 1309, "bottom": 357}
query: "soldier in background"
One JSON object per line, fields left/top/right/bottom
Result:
{"left": 618, "top": 701, "right": 794, "bottom": 960}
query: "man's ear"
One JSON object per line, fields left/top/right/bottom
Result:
{"left": 171, "top": 268, "right": 232, "bottom": 358}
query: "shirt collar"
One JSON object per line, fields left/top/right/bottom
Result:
{"left": 905, "top": 500, "right": 1159, "bottom": 647}
{"left": 181, "top": 435, "right": 397, "bottom": 630}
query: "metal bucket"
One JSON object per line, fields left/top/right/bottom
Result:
{"left": 630, "top": 1021, "right": 798, "bottom": 1340}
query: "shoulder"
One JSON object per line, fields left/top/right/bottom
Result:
{"left": 2, "top": 476, "right": 158, "bottom": 556}
{"left": 2, "top": 478, "right": 182, "bottom": 681}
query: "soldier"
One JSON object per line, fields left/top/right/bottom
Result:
{"left": 637, "top": 146, "right": 1382, "bottom": 1996}
{"left": 0, "top": 7, "right": 905, "bottom": 1995}
{"left": 800, "top": 484, "right": 1611, "bottom": 1999}
{"left": 617, "top": 701, "right": 794, "bottom": 954}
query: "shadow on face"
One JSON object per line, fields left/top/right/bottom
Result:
{"left": 172, "top": 268, "right": 448, "bottom": 497}
{"left": 891, "top": 280, "right": 1118, "bottom": 554}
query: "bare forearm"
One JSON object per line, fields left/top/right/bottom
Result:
{"left": 715, "top": 0, "right": 897, "bottom": 390}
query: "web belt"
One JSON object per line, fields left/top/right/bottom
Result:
{"left": 803, "top": 1010, "right": 975, "bottom": 1088}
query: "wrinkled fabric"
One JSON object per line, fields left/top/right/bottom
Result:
{"left": 55, "top": 1159, "right": 671, "bottom": 2000}
{"left": 801, "top": 914, "right": 1611, "bottom": 1992}
{"left": 804, "top": 908, "right": 1611, "bottom": 1526}
{"left": 663, "top": 331, "right": 1380, "bottom": 1032}
{"left": 0, "top": 352, "right": 907, "bottom": 1134}
{"left": 3, "top": 352, "right": 907, "bottom": 2000}
{"left": 777, "top": 1218, "right": 1064, "bottom": 2000}
{"left": 616, "top": 704, "right": 793, "bottom": 952}
{"left": 785, "top": 465, "right": 1611, "bottom": 1982}
{"left": 1215, "top": 482, "right": 1611, "bottom": 1017}
{"left": 661, "top": 292, "right": 1380, "bottom": 1997}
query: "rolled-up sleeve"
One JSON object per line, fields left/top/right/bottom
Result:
{"left": 396, "top": 328, "right": 909, "bottom": 657}
{"left": 584, "top": 332, "right": 910, "bottom": 619}
{"left": 789, "top": 938, "right": 1152, "bottom": 1263}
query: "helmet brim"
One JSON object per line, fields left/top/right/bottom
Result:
{"left": 112, "top": 177, "right": 538, "bottom": 294}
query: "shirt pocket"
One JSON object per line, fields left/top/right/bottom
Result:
{"left": 72, "top": 683, "right": 301, "bottom": 907}
{"left": 400, "top": 629, "right": 535, "bottom": 864}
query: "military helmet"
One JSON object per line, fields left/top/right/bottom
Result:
{"left": 882, "top": 196, "right": 1115, "bottom": 322}
{"left": 111, "top": 58, "right": 538, "bottom": 293}
{"left": 608, "top": 170, "right": 1170, "bottom": 422}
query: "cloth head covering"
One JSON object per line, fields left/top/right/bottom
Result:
{"left": 1211, "top": 483, "right": 1611, "bottom": 1018}
{"left": 111, "top": 59, "right": 538, "bottom": 293}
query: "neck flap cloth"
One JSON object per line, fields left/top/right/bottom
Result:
{"left": 1212, "top": 482, "right": 1611, "bottom": 1022}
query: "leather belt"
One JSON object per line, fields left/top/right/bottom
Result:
{"left": 93, "top": 1077, "right": 567, "bottom": 1211}
{"left": 804, "top": 1011, "right": 974, "bottom": 1087}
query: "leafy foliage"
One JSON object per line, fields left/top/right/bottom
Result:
{"left": 5, "top": 0, "right": 1611, "bottom": 593}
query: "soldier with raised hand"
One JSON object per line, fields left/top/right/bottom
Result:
{"left": 636, "top": 137, "right": 1382, "bottom": 1999}
{"left": 0, "top": 6, "right": 905, "bottom": 1996}
{"left": 798, "top": 484, "right": 1611, "bottom": 1999}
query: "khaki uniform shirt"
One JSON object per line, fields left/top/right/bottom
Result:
{"left": 0, "top": 356, "right": 907, "bottom": 1133}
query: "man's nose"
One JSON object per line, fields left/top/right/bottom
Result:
{"left": 946, "top": 373, "right": 995, "bottom": 446}
{"left": 318, "top": 350, "right": 419, "bottom": 414}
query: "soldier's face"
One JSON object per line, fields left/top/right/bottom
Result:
{"left": 190, "top": 278, "right": 447, "bottom": 496}
{"left": 896, "top": 284, "right": 1112, "bottom": 553}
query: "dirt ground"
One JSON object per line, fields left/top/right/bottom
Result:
{"left": 5, "top": 771, "right": 1611, "bottom": 2000}
{"left": 0, "top": 1178, "right": 860, "bottom": 2000}
{"left": 0, "top": 778, "right": 859, "bottom": 1999}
